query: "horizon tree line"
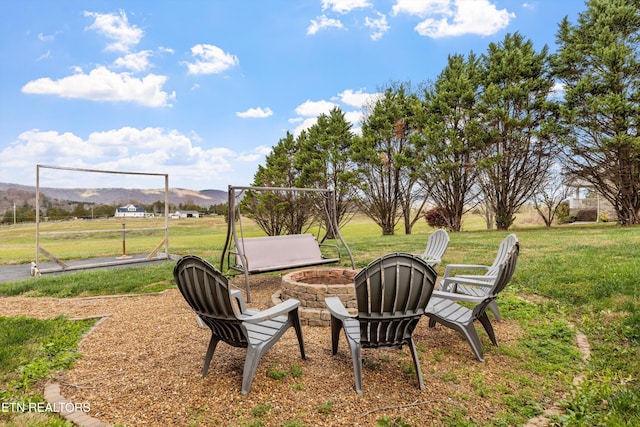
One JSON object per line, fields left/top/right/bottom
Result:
{"left": 1, "top": 200, "right": 228, "bottom": 224}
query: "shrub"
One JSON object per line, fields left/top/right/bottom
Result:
{"left": 424, "top": 207, "right": 448, "bottom": 228}
{"left": 556, "top": 201, "right": 575, "bottom": 224}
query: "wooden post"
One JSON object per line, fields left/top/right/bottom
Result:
{"left": 118, "top": 223, "right": 131, "bottom": 259}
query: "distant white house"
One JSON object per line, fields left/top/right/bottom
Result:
{"left": 115, "top": 204, "right": 145, "bottom": 218}
{"left": 172, "top": 210, "right": 200, "bottom": 219}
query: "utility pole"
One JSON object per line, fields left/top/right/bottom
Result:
{"left": 13, "top": 203, "right": 16, "bottom": 225}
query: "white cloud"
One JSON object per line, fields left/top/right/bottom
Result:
{"left": 236, "top": 107, "right": 273, "bottom": 118}
{"left": 291, "top": 99, "right": 339, "bottom": 136}
{"left": 365, "top": 12, "right": 390, "bottom": 40}
{"left": 35, "top": 31, "right": 57, "bottom": 61}
{"left": 37, "top": 50, "right": 51, "bottom": 61}
{"left": 307, "top": 15, "right": 345, "bottom": 35}
{"left": 392, "top": 0, "right": 514, "bottom": 38}
{"left": 292, "top": 117, "right": 321, "bottom": 137}
{"left": 189, "top": 131, "right": 203, "bottom": 143}
{"left": 236, "top": 145, "right": 273, "bottom": 162}
{"left": 0, "top": 127, "right": 242, "bottom": 189}
{"left": 113, "top": 50, "right": 152, "bottom": 72}
{"left": 158, "top": 46, "right": 175, "bottom": 55}
{"left": 550, "top": 82, "right": 565, "bottom": 99}
{"left": 289, "top": 91, "right": 380, "bottom": 136}
{"left": 0, "top": 130, "right": 103, "bottom": 186}
{"left": 21, "top": 66, "right": 175, "bottom": 107}
{"left": 295, "top": 99, "right": 338, "bottom": 116}
{"left": 84, "top": 10, "right": 143, "bottom": 52}
{"left": 344, "top": 110, "right": 364, "bottom": 123}
{"left": 254, "top": 145, "right": 273, "bottom": 156}
{"left": 344, "top": 110, "right": 364, "bottom": 134}
{"left": 38, "top": 32, "right": 56, "bottom": 42}
{"left": 522, "top": 2, "right": 537, "bottom": 10}
{"left": 336, "top": 89, "right": 381, "bottom": 108}
{"left": 392, "top": 0, "right": 451, "bottom": 17}
{"left": 184, "top": 44, "right": 239, "bottom": 75}
{"left": 322, "top": 0, "right": 371, "bottom": 13}
{"left": 288, "top": 90, "right": 381, "bottom": 136}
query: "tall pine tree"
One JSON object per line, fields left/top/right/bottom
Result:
{"left": 552, "top": 0, "right": 640, "bottom": 226}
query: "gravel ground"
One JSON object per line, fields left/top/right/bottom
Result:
{"left": 0, "top": 275, "right": 559, "bottom": 427}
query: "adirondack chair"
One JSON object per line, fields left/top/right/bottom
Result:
{"left": 174, "top": 255, "right": 306, "bottom": 395}
{"left": 421, "top": 229, "right": 450, "bottom": 267}
{"left": 325, "top": 253, "right": 437, "bottom": 395}
{"left": 426, "top": 244, "right": 519, "bottom": 361}
{"left": 438, "top": 233, "right": 518, "bottom": 321}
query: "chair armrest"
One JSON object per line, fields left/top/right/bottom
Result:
{"left": 443, "top": 263, "right": 489, "bottom": 278}
{"left": 421, "top": 255, "right": 441, "bottom": 266}
{"left": 230, "top": 289, "right": 249, "bottom": 313}
{"left": 241, "top": 299, "right": 301, "bottom": 323}
{"left": 325, "top": 296, "right": 356, "bottom": 321}
{"left": 454, "top": 274, "right": 497, "bottom": 282}
{"left": 431, "top": 290, "right": 485, "bottom": 303}
{"left": 440, "top": 275, "right": 495, "bottom": 291}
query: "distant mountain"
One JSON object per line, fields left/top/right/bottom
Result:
{"left": 0, "top": 182, "right": 227, "bottom": 212}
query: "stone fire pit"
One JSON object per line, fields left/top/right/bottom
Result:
{"left": 272, "top": 268, "right": 358, "bottom": 326}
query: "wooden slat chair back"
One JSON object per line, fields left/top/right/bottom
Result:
{"left": 421, "top": 228, "right": 450, "bottom": 267}
{"left": 174, "top": 255, "right": 306, "bottom": 394}
{"left": 426, "top": 243, "right": 519, "bottom": 361}
{"left": 325, "top": 253, "right": 437, "bottom": 394}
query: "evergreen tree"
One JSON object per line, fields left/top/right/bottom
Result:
{"left": 419, "top": 53, "right": 484, "bottom": 231}
{"left": 296, "top": 107, "right": 359, "bottom": 239}
{"left": 478, "top": 32, "right": 560, "bottom": 230}
{"left": 243, "top": 132, "right": 314, "bottom": 235}
{"left": 552, "top": 0, "right": 640, "bottom": 226}
{"left": 352, "top": 83, "right": 426, "bottom": 235}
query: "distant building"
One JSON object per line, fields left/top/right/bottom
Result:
{"left": 173, "top": 210, "right": 200, "bottom": 219}
{"left": 169, "top": 211, "right": 200, "bottom": 219}
{"left": 115, "top": 204, "right": 146, "bottom": 218}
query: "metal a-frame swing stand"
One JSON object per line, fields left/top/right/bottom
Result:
{"left": 220, "top": 185, "right": 355, "bottom": 302}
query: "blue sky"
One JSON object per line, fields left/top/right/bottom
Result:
{"left": 0, "top": 0, "right": 586, "bottom": 191}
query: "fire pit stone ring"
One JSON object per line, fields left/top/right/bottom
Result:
{"left": 272, "top": 268, "right": 358, "bottom": 326}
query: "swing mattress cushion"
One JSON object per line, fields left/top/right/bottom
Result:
{"left": 235, "top": 234, "right": 340, "bottom": 273}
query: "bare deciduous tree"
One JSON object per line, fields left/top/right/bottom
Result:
{"left": 533, "top": 168, "right": 572, "bottom": 227}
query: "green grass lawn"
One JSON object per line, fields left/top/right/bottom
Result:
{"left": 0, "top": 315, "right": 95, "bottom": 426}
{"left": 0, "top": 212, "right": 639, "bottom": 425}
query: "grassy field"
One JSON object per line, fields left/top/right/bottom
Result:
{"left": 0, "top": 212, "right": 639, "bottom": 425}
{"left": 0, "top": 208, "right": 539, "bottom": 265}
